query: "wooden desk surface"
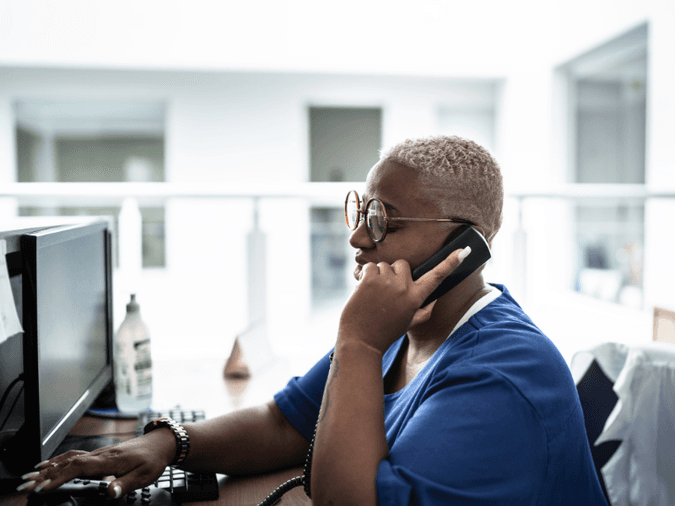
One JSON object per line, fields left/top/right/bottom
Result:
{"left": 3, "top": 417, "right": 311, "bottom": 506}
{"left": 2, "top": 356, "right": 314, "bottom": 506}
{"left": 3, "top": 466, "right": 311, "bottom": 506}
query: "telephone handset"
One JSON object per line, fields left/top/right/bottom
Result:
{"left": 412, "top": 224, "right": 492, "bottom": 307}
{"left": 258, "top": 225, "right": 491, "bottom": 505}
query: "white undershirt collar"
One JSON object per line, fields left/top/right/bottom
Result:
{"left": 446, "top": 284, "right": 501, "bottom": 339}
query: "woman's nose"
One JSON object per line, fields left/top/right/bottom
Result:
{"left": 349, "top": 218, "right": 374, "bottom": 249}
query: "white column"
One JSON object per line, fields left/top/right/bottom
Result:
{"left": 496, "top": 67, "right": 558, "bottom": 307}
{"left": 35, "top": 128, "right": 59, "bottom": 216}
{"left": 644, "top": 10, "right": 675, "bottom": 311}
{"left": 247, "top": 198, "right": 267, "bottom": 327}
{"left": 0, "top": 96, "right": 18, "bottom": 218}
{"left": 35, "top": 128, "right": 57, "bottom": 183}
{"left": 118, "top": 198, "right": 143, "bottom": 296}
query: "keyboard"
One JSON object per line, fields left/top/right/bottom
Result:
{"left": 28, "top": 409, "right": 219, "bottom": 506}
{"left": 27, "top": 467, "right": 219, "bottom": 506}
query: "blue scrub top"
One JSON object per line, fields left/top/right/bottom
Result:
{"left": 274, "top": 285, "right": 608, "bottom": 505}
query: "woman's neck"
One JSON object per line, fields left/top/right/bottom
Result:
{"left": 406, "top": 275, "right": 489, "bottom": 357}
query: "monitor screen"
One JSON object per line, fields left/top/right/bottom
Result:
{"left": 0, "top": 219, "right": 113, "bottom": 480}
{"left": 30, "top": 225, "right": 110, "bottom": 451}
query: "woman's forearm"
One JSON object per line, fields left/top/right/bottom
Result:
{"left": 180, "top": 400, "right": 310, "bottom": 475}
{"left": 310, "top": 340, "right": 388, "bottom": 506}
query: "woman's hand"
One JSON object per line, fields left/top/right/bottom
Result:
{"left": 16, "top": 429, "right": 177, "bottom": 498}
{"left": 338, "top": 247, "right": 468, "bottom": 355}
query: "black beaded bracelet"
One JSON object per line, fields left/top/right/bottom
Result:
{"left": 143, "top": 417, "right": 190, "bottom": 466}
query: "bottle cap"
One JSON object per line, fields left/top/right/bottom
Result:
{"left": 126, "top": 294, "right": 140, "bottom": 313}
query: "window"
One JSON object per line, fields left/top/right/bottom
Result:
{"left": 14, "top": 100, "right": 166, "bottom": 268}
{"left": 308, "top": 107, "right": 382, "bottom": 304}
{"left": 562, "top": 24, "right": 647, "bottom": 307}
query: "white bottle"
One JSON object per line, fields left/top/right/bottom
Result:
{"left": 114, "top": 294, "right": 153, "bottom": 413}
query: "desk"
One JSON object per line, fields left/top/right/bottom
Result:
{"left": 2, "top": 416, "right": 311, "bottom": 506}
{"left": 1, "top": 357, "right": 313, "bottom": 506}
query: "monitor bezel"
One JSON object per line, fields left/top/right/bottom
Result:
{"left": 20, "top": 220, "right": 114, "bottom": 464}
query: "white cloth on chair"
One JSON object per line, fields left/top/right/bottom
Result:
{"left": 573, "top": 342, "right": 675, "bottom": 506}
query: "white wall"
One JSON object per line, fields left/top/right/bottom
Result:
{"left": 0, "top": 69, "right": 500, "bottom": 366}
{"left": 643, "top": 5, "right": 675, "bottom": 314}
{"left": 1, "top": 0, "right": 673, "bottom": 367}
{"left": 0, "top": 1, "right": 560, "bottom": 78}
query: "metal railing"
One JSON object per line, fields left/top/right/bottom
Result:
{"left": 2, "top": 182, "right": 674, "bottom": 333}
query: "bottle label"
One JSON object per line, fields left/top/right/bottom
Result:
{"left": 114, "top": 336, "right": 152, "bottom": 400}
{"left": 133, "top": 340, "right": 153, "bottom": 398}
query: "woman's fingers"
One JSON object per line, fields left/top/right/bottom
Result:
{"left": 106, "top": 464, "right": 163, "bottom": 499}
{"left": 16, "top": 436, "right": 169, "bottom": 497}
{"left": 19, "top": 451, "right": 106, "bottom": 494}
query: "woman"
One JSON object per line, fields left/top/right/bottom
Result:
{"left": 19, "top": 136, "right": 607, "bottom": 505}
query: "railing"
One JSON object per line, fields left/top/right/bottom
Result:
{"left": 0, "top": 182, "right": 356, "bottom": 206}
{"left": 2, "top": 182, "right": 674, "bottom": 364}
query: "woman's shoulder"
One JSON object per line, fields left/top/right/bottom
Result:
{"left": 434, "top": 286, "right": 580, "bottom": 429}
{"left": 456, "top": 284, "right": 562, "bottom": 362}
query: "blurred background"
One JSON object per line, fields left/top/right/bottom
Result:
{"left": 1, "top": 0, "right": 673, "bottom": 376}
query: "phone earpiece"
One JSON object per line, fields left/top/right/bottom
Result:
{"left": 412, "top": 226, "right": 491, "bottom": 307}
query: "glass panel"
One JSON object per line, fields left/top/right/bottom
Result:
{"left": 14, "top": 100, "right": 167, "bottom": 268}
{"left": 574, "top": 203, "right": 644, "bottom": 308}
{"left": 565, "top": 25, "right": 647, "bottom": 307}
{"left": 310, "top": 207, "right": 351, "bottom": 305}
{"left": 17, "top": 206, "right": 165, "bottom": 269}
{"left": 575, "top": 79, "right": 646, "bottom": 184}
{"left": 140, "top": 207, "right": 166, "bottom": 268}
{"left": 309, "top": 107, "right": 382, "bottom": 182}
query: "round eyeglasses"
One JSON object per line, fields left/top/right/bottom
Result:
{"left": 344, "top": 190, "right": 474, "bottom": 243}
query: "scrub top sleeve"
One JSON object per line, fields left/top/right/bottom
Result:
{"left": 273, "top": 348, "right": 333, "bottom": 442}
{"left": 377, "top": 365, "right": 548, "bottom": 505}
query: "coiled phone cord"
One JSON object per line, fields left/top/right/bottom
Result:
{"left": 257, "top": 351, "right": 333, "bottom": 506}
{"left": 256, "top": 411, "right": 318, "bottom": 506}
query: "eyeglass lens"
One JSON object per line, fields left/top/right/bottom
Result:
{"left": 345, "top": 191, "right": 360, "bottom": 230}
{"left": 366, "top": 199, "right": 386, "bottom": 241}
{"left": 345, "top": 191, "right": 388, "bottom": 241}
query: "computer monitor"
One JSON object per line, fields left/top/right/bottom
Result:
{"left": 0, "top": 219, "right": 113, "bottom": 488}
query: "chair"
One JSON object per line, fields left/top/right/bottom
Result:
{"left": 573, "top": 341, "right": 675, "bottom": 506}
{"left": 653, "top": 307, "right": 675, "bottom": 344}
{"left": 576, "top": 359, "right": 621, "bottom": 503}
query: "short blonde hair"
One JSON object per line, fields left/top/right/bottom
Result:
{"left": 378, "top": 135, "right": 503, "bottom": 244}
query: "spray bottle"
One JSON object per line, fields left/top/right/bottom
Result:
{"left": 114, "top": 294, "right": 153, "bottom": 413}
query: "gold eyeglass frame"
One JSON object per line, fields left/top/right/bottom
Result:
{"left": 344, "top": 190, "right": 474, "bottom": 243}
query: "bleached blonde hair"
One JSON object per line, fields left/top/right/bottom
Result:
{"left": 378, "top": 135, "right": 503, "bottom": 244}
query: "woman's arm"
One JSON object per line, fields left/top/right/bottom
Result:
{"left": 310, "top": 252, "right": 462, "bottom": 506}
{"left": 19, "top": 399, "right": 309, "bottom": 498}
{"left": 310, "top": 340, "right": 388, "bottom": 506}
{"left": 181, "top": 399, "right": 310, "bottom": 475}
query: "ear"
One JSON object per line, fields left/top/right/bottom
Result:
{"left": 473, "top": 225, "right": 489, "bottom": 243}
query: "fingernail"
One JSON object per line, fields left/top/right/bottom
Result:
{"left": 35, "top": 480, "right": 51, "bottom": 493}
{"left": 35, "top": 460, "right": 50, "bottom": 469}
{"left": 16, "top": 480, "right": 35, "bottom": 492}
{"left": 458, "top": 246, "right": 472, "bottom": 263}
{"left": 113, "top": 485, "right": 122, "bottom": 499}
{"left": 21, "top": 472, "right": 40, "bottom": 480}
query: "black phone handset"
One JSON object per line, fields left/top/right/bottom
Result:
{"left": 258, "top": 226, "right": 491, "bottom": 505}
{"left": 412, "top": 224, "right": 492, "bottom": 307}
